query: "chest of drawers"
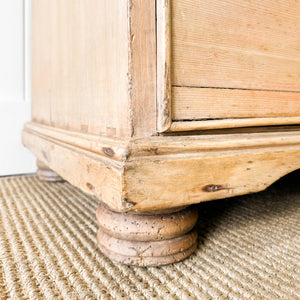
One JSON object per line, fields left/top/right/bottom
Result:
{"left": 23, "top": 0, "right": 300, "bottom": 266}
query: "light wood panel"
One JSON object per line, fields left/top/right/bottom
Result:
{"left": 32, "top": 0, "right": 157, "bottom": 138}
{"left": 31, "top": 0, "right": 131, "bottom": 137}
{"left": 169, "top": 118, "right": 300, "bottom": 131}
{"left": 173, "top": 87, "right": 300, "bottom": 120}
{"left": 157, "top": 0, "right": 172, "bottom": 132}
{"left": 129, "top": 0, "right": 157, "bottom": 137}
{"left": 172, "top": 0, "right": 300, "bottom": 91}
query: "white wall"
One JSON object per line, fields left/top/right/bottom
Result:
{"left": 0, "top": 0, "right": 36, "bottom": 175}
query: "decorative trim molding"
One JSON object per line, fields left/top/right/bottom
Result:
{"left": 23, "top": 122, "right": 126, "bottom": 211}
{"left": 23, "top": 122, "right": 300, "bottom": 212}
{"left": 24, "top": 0, "right": 31, "bottom": 103}
{"left": 24, "top": 122, "right": 130, "bottom": 162}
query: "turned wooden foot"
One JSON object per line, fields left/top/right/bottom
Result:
{"left": 36, "top": 160, "right": 63, "bottom": 182}
{"left": 96, "top": 203, "right": 198, "bottom": 266}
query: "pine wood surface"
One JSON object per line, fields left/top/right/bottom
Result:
{"left": 36, "top": 160, "right": 63, "bottom": 182}
{"left": 96, "top": 203, "right": 198, "bottom": 266}
{"left": 31, "top": 0, "right": 157, "bottom": 138}
{"left": 157, "top": 0, "right": 300, "bottom": 130}
{"left": 172, "top": 0, "right": 300, "bottom": 91}
{"left": 172, "top": 87, "right": 300, "bottom": 120}
{"left": 129, "top": 0, "right": 157, "bottom": 137}
{"left": 97, "top": 203, "right": 198, "bottom": 241}
{"left": 31, "top": 0, "right": 131, "bottom": 137}
{"left": 169, "top": 117, "right": 300, "bottom": 131}
{"left": 157, "top": 0, "right": 172, "bottom": 132}
{"left": 23, "top": 122, "right": 300, "bottom": 212}
{"left": 24, "top": 0, "right": 300, "bottom": 266}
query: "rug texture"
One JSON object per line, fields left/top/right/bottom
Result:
{"left": 0, "top": 173, "right": 299, "bottom": 300}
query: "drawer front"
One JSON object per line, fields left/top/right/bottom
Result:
{"left": 157, "top": 0, "right": 300, "bottom": 131}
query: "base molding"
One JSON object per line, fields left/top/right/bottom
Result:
{"left": 23, "top": 122, "right": 300, "bottom": 212}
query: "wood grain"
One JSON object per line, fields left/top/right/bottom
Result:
{"left": 31, "top": 0, "right": 131, "bottom": 137}
{"left": 22, "top": 122, "right": 300, "bottom": 212}
{"left": 172, "top": 87, "right": 300, "bottom": 120}
{"left": 22, "top": 128, "right": 125, "bottom": 211}
{"left": 172, "top": 0, "right": 300, "bottom": 91}
{"left": 157, "top": 0, "right": 172, "bottom": 132}
{"left": 25, "top": 122, "right": 130, "bottom": 161}
{"left": 128, "top": 130, "right": 300, "bottom": 158}
{"left": 157, "top": 0, "right": 300, "bottom": 130}
{"left": 169, "top": 117, "right": 300, "bottom": 131}
{"left": 124, "top": 147, "right": 300, "bottom": 211}
{"left": 26, "top": 0, "right": 300, "bottom": 267}
{"left": 129, "top": 0, "right": 157, "bottom": 137}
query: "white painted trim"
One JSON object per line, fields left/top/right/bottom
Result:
{"left": 0, "top": 0, "right": 35, "bottom": 175}
{"left": 24, "top": 0, "right": 31, "bottom": 103}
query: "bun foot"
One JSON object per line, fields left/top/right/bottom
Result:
{"left": 36, "top": 160, "right": 63, "bottom": 182}
{"left": 96, "top": 203, "right": 198, "bottom": 266}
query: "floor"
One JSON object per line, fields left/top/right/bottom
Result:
{"left": 0, "top": 172, "right": 299, "bottom": 299}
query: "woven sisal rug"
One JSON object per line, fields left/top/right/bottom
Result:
{"left": 0, "top": 173, "right": 299, "bottom": 299}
